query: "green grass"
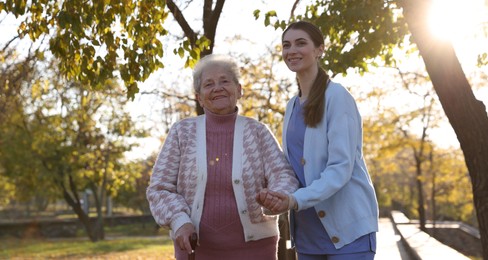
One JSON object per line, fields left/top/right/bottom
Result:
{"left": 104, "top": 223, "right": 167, "bottom": 237}
{"left": 0, "top": 224, "right": 176, "bottom": 259}
{"left": 67, "top": 222, "right": 169, "bottom": 238}
{"left": 0, "top": 236, "right": 175, "bottom": 259}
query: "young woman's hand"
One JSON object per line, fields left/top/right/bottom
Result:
{"left": 256, "top": 189, "right": 293, "bottom": 214}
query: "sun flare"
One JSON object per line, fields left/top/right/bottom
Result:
{"left": 428, "top": 0, "right": 484, "bottom": 42}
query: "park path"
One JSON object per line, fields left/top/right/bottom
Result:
{"left": 376, "top": 217, "right": 413, "bottom": 260}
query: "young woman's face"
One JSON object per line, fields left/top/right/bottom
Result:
{"left": 196, "top": 65, "right": 242, "bottom": 115}
{"left": 282, "top": 29, "right": 323, "bottom": 73}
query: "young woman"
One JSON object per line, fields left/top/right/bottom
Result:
{"left": 257, "top": 21, "right": 379, "bottom": 260}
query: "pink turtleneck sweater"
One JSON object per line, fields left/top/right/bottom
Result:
{"left": 191, "top": 109, "right": 277, "bottom": 260}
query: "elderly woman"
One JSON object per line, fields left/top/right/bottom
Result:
{"left": 146, "top": 54, "right": 299, "bottom": 260}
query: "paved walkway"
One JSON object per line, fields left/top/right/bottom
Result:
{"left": 376, "top": 218, "right": 413, "bottom": 260}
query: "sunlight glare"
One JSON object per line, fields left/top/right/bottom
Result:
{"left": 428, "top": 0, "right": 480, "bottom": 41}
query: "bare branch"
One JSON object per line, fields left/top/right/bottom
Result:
{"left": 166, "top": 0, "right": 198, "bottom": 46}
{"left": 290, "top": 0, "right": 301, "bottom": 19}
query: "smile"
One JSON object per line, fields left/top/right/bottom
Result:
{"left": 212, "top": 95, "right": 227, "bottom": 100}
{"left": 288, "top": 57, "right": 302, "bottom": 63}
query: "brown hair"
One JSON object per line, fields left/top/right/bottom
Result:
{"left": 282, "top": 21, "right": 330, "bottom": 127}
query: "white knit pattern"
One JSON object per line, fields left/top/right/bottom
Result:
{"left": 147, "top": 115, "right": 298, "bottom": 236}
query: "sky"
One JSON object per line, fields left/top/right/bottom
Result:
{"left": 125, "top": 1, "right": 303, "bottom": 159}
{"left": 126, "top": 0, "right": 488, "bottom": 159}
{"left": 1, "top": 0, "right": 487, "bottom": 159}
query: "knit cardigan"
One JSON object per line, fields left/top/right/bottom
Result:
{"left": 283, "top": 81, "right": 379, "bottom": 249}
{"left": 147, "top": 114, "right": 299, "bottom": 242}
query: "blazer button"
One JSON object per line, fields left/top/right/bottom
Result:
{"left": 317, "top": 210, "right": 326, "bottom": 218}
{"left": 331, "top": 236, "right": 340, "bottom": 243}
{"left": 300, "top": 158, "right": 306, "bottom": 165}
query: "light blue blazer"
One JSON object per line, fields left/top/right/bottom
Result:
{"left": 282, "top": 81, "right": 379, "bottom": 249}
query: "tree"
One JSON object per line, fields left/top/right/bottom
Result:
{"left": 163, "top": 0, "right": 229, "bottom": 114}
{"left": 0, "top": 0, "right": 213, "bottom": 107}
{"left": 358, "top": 74, "right": 476, "bottom": 228}
{"left": 1, "top": 0, "right": 169, "bottom": 98}
{"left": 430, "top": 149, "right": 475, "bottom": 227}
{"left": 113, "top": 156, "right": 153, "bottom": 215}
{"left": 259, "top": 0, "right": 488, "bottom": 256}
{"left": 0, "top": 43, "right": 147, "bottom": 240}
{"left": 0, "top": 39, "right": 50, "bottom": 208}
{"left": 236, "top": 44, "right": 294, "bottom": 137}
{"left": 39, "top": 78, "right": 146, "bottom": 242}
{"left": 257, "top": 0, "right": 409, "bottom": 76}
{"left": 399, "top": 1, "right": 488, "bottom": 257}
{"left": 3, "top": 0, "right": 487, "bottom": 255}
{"left": 395, "top": 68, "right": 445, "bottom": 232}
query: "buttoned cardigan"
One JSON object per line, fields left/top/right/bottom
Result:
{"left": 283, "top": 81, "right": 379, "bottom": 249}
{"left": 147, "top": 114, "right": 299, "bottom": 242}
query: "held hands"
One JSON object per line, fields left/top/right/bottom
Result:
{"left": 256, "top": 189, "right": 297, "bottom": 215}
{"left": 174, "top": 223, "right": 197, "bottom": 255}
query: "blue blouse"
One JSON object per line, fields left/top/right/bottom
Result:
{"left": 286, "top": 97, "right": 375, "bottom": 255}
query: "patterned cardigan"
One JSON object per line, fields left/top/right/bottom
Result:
{"left": 146, "top": 114, "right": 299, "bottom": 242}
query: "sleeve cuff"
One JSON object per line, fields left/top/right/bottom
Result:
{"left": 170, "top": 212, "right": 192, "bottom": 233}
{"left": 288, "top": 194, "right": 298, "bottom": 211}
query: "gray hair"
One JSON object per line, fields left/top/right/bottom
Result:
{"left": 192, "top": 54, "right": 241, "bottom": 93}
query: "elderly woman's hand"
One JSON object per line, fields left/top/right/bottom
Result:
{"left": 174, "top": 223, "right": 197, "bottom": 255}
{"left": 257, "top": 189, "right": 295, "bottom": 214}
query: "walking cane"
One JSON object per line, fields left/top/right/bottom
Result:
{"left": 188, "top": 232, "right": 198, "bottom": 260}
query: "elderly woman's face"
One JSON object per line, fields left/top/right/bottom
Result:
{"left": 196, "top": 65, "right": 242, "bottom": 115}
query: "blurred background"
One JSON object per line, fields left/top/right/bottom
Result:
{"left": 0, "top": 0, "right": 487, "bottom": 259}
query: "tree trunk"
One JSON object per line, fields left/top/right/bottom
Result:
{"left": 59, "top": 175, "right": 102, "bottom": 242}
{"left": 90, "top": 185, "right": 105, "bottom": 241}
{"left": 412, "top": 140, "right": 427, "bottom": 231}
{"left": 401, "top": 0, "right": 488, "bottom": 257}
{"left": 415, "top": 167, "right": 426, "bottom": 232}
{"left": 430, "top": 150, "right": 437, "bottom": 235}
{"left": 60, "top": 181, "right": 96, "bottom": 241}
